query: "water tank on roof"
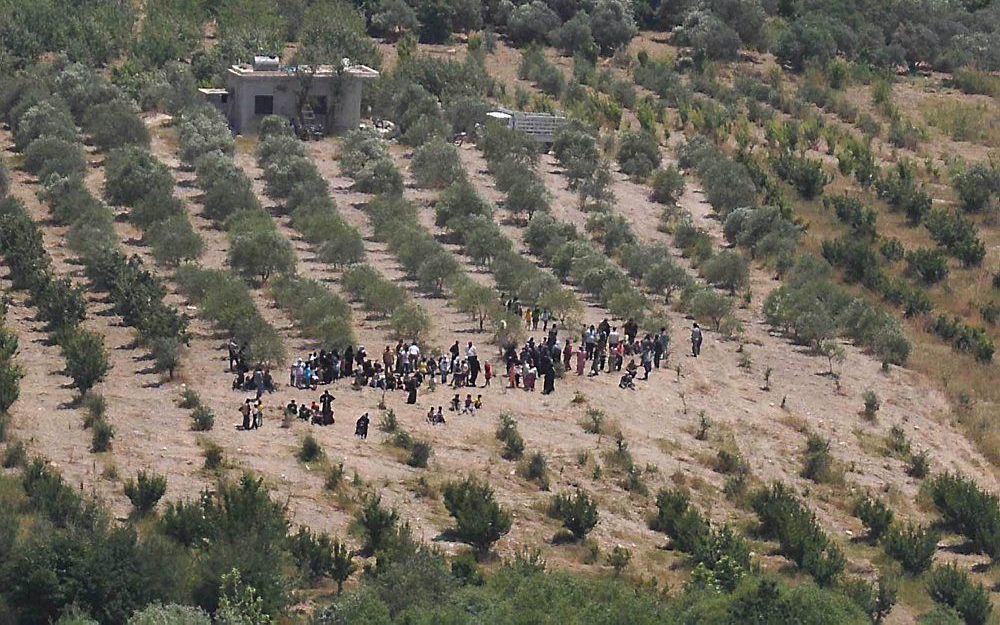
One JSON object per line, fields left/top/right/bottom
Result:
{"left": 253, "top": 55, "right": 280, "bottom": 71}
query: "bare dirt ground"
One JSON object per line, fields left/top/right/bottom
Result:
{"left": 2, "top": 72, "right": 998, "bottom": 622}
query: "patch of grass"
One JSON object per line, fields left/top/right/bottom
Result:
{"left": 921, "top": 100, "right": 1000, "bottom": 147}
{"left": 519, "top": 451, "right": 550, "bottom": 490}
{"left": 2, "top": 440, "right": 26, "bottom": 468}
{"left": 91, "top": 419, "right": 114, "bottom": 452}
{"left": 202, "top": 441, "right": 223, "bottom": 470}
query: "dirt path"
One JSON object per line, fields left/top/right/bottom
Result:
{"left": 303, "top": 139, "right": 496, "bottom": 353}
{"left": 1, "top": 132, "right": 207, "bottom": 517}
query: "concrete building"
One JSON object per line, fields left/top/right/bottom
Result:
{"left": 200, "top": 55, "right": 379, "bottom": 136}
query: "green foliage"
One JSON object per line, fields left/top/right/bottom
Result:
{"left": 495, "top": 414, "right": 525, "bottom": 461}
{"left": 411, "top": 138, "right": 465, "bottom": 189}
{"left": 651, "top": 166, "right": 685, "bottom": 205}
{"left": 123, "top": 470, "right": 168, "bottom": 516}
{"left": 104, "top": 146, "right": 174, "bottom": 208}
{"left": 771, "top": 151, "right": 829, "bottom": 199}
{"left": 83, "top": 98, "right": 149, "bottom": 150}
{"left": 226, "top": 214, "right": 296, "bottom": 285}
{"left": 91, "top": 418, "right": 115, "bottom": 452}
{"left": 854, "top": 496, "right": 894, "bottom": 542}
{"left": 883, "top": 521, "right": 939, "bottom": 575}
{"left": 926, "top": 564, "right": 993, "bottom": 625}
{"left": 927, "top": 472, "right": 1000, "bottom": 560}
{"left": 355, "top": 495, "right": 399, "bottom": 555}
{"left": 127, "top": 604, "right": 212, "bottom": 625}
{"left": 700, "top": 250, "right": 750, "bottom": 295}
{"left": 906, "top": 248, "right": 949, "bottom": 284}
{"left": 298, "top": 434, "right": 324, "bottom": 463}
{"left": 952, "top": 162, "right": 999, "bottom": 214}
{"left": 801, "top": 433, "right": 836, "bottom": 484}
{"left": 928, "top": 315, "right": 994, "bottom": 363}
{"left": 60, "top": 328, "right": 110, "bottom": 394}
{"left": 862, "top": 390, "right": 880, "bottom": 420}
{"left": 548, "top": 490, "right": 599, "bottom": 539}
{"left": 23, "top": 136, "right": 87, "bottom": 181}
{"left": 442, "top": 476, "right": 512, "bottom": 555}
{"left": 751, "top": 482, "right": 845, "bottom": 586}
{"left": 617, "top": 130, "right": 660, "bottom": 180}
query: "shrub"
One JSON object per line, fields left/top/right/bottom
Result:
{"left": 298, "top": 434, "right": 324, "bottom": 463}
{"left": 714, "top": 449, "right": 749, "bottom": 476}
{"left": 23, "top": 136, "right": 87, "bottom": 181}
{"left": 908, "top": 450, "right": 931, "bottom": 479}
{"left": 841, "top": 575, "right": 897, "bottom": 625}
{"left": 91, "top": 419, "right": 114, "bottom": 452}
{"left": 390, "top": 302, "right": 431, "bottom": 341}
{"left": 887, "top": 425, "right": 911, "bottom": 457}
{"left": 802, "top": 433, "right": 837, "bottom": 484}
{"left": 862, "top": 390, "right": 880, "bottom": 420}
{"left": 147, "top": 214, "right": 205, "bottom": 265}
{"left": 190, "top": 405, "right": 214, "bottom": 431}
{"left": 926, "top": 473, "right": 1000, "bottom": 560}
{"left": 906, "top": 248, "right": 949, "bottom": 284}
{"left": 2, "top": 439, "right": 26, "bottom": 468}
{"left": 926, "top": 564, "right": 993, "bottom": 625}
{"left": 616, "top": 130, "right": 660, "bottom": 179}
{"left": 203, "top": 442, "right": 223, "bottom": 470}
{"left": 354, "top": 157, "right": 403, "bottom": 195}
{"left": 123, "top": 470, "right": 168, "bottom": 515}
{"left": 407, "top": 440, "right": 433, "bottom": 468}
{"left": 82, "top": 98, "right": 149, "bottom": 150}
{"left": 495, "top": 414, "right": 525, "bottom": 460}
{"left": 548, "top": 490, "right": 599, "bottom": 540}
{"left": 442, "top": 476, "right": 512, "bottom": 556}
{"left": 951, "top": 162, "right": 999, "bottom": 214}
{"left": 854, "top": 496, "right": 894, "bottom": 542}
{"left": 884, "top": 521, "right": 939, "bottom": 575}
{"left": 227, "top": 223, "right": 296, "bottom": 284}
{"left": 61, "top": 328, "right": 110, "bottom": 395}
{"left": 650, "top": 166, "right": 685, "bottom": 205}
{"left": 700, "top": 250, "right": 750, "bottom": 295}
{"left": 411, "top": 138, "right": 464, "bottom": 189}
{"left": 519, "top": 451, "right": 550, "bottom": 490}
{"left": 607, "top": 545, "right": 632, "bottom": 575}
{"left": 355, "top": 495, "right": 398, "bottom": 554}
{"left": 103, "top": 146, "right": 174, "bottom": 207}
{"left": 684, "top": 288, "right": 732, "bottom": 330}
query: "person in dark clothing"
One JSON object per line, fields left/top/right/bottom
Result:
{"left": 691, "top": 323, "right": 703, "bottom": 357}
{"left": 541, "top": 358, "right": 555, "bottom": 395}
{"left": 355, "top": 413, "right": 369, "bottom": 439}
{"left": 319, "top": 390, "right": 334, "bottom": 425}
{"left": 405, "top": 376, "right": 418, "bottom": 404}
{"left": 623, "top": 318, "right": 639, "bottom": 345}
{"left": 344, "top": 346, "right": 354, "bottom": 375}
{"left": 253, "top": 368, "right": 264, "bottom": 400}
{"left": 239, "top": 399, "right": 251, "bottom": 430}
{"left": 653, "top": 333, "right": 664, "bottom": 369}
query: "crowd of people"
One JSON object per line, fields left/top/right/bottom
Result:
{"left": 227, "top": 307, "right": 708, "bottom": 431}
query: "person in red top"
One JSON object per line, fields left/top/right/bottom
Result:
{"left": 483, "top": 361, "right": 493, "bottom": 387}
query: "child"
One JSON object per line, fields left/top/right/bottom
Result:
{"left": 436, "top": 406, "right": 445, "bottom": 424}
{"left": 462, "top": 394, "right": 474, "bottom": 414}
{"left": 450, "top": 394, "right": 460, "bottom": 411}
{"left": 483, "top": 361, "right": 492, "bottom": 387}
{"left": 474, "top": 394, "right": 483, "bottom": 410}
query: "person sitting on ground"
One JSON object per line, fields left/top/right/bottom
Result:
{"left": 262, "top": 368, "right": 276, "bottom": 393}
{"left": 285, "top": 400, "right": 298, "bottom": 418}
{"left": 619, "top": 370, "right": 636, "bottom": 390}
{"left": 474, "top": 394, "right": 483, "bottom": 410}
{"left": 435, "top": 406, "right": 445, "bottom": 424}
{"left": 462, "top": 394, "right": 474, "bottom": 415}
{"left": 233, "top": 369, "right": 246, "bottom": 391}
{"left": 355, "top": 412, "right": 369, "bottom": 439}
{"left": 298, "top": 403, "right": 311, "bottom": 421}
{"left": 450, "top": 393, "right": 460, "bottom": 411}
{"left": 426, "top": 407, "right": 437, "bottom": 424}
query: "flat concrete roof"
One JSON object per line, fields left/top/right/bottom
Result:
{"left": 227, "top": 63, "right": 379, "bottom": 80}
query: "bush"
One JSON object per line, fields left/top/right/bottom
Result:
{"left": 123, "top": 470, "right": 168, "bottom": 515}
{"left": 862, "top": 390, "right": 880, "bottom": 420}
{"left": 91, "top": 418, "right": 114, "bottom": 452}
{"left": 951, "top": 163, "right": 999, "bottom": 214}
{"left": 909, "top": 450, "right": 931, "bottom": 479}
{"left": 190, "top": 405, "right": 214, "bottom": 432}
{"left": 203, "top": 442, "right": 223, "bottom": 470}
{"left": 927, "top": 472, "right": 1000, "bottom": 560}
{"left": 23, "top": 136, "right": 87, "bottom": 181}
{"left": 411, "top": 138, "right": 464, "bottom": 189}
{"left": 906, "top": 248, "right": 949, "bottom": 284}
{"left": 390, "top": 302, "right": 431, "bottom": 341}
{"left": 926, "top": 564, "right": 993, "bottom": 625}
{"left": 407, "top": 440, "right": 433, "bottom": 468}
{"left": 103, "top": 146, "right": 174, "bottom": 207}
{"left": 700, "top": 250, "right": 750, "bottom": 295}
{"left": 548, "top": 490, "right": 599, "bottom": 540}
{"left": 227, "top": 222, "right": 296, "bottom": 284}
{"left": 616, "top": 130, "right": 660, "bottom": 179}
{"left": 61, "top": 328, "right": 110, "bottom": 394}
{"left": 2, "top": 439, "right": 27, "bottom": 468}
{"left": 519, "top": 451, "right": 550, "bottom": 490}
{"left": 495, "top": 414, "right": 525, "bottom": 460}
{"left": 298, "top": 434, "right": 324, "bottom": 463}
{"left": 650, "top": 166, "right": 685, "bottom": 205}
{"left": 884, "top": 521, "right": 939, "bottom": 575}
{"left": 442, "top": 476, "right": 512, "bottom": 556}
{"left": 854, "top": 496, "right": 894, "bottom": 542}
{"left": 82, "top": 98, "right": 149, "bottom": 150}
{"left": 355, "top": 495, "right": 398, "bottom": 554}
{"left": 802, "top": 433, "right": 837, "bottom": 484}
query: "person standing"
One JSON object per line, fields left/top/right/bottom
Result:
{"left": 319, "top": 390, "right": 334, "bottom": 425}
{"left": 355, "top": 413, "right": 369, "bottom": 439}
{"left": 239, "top": 399, "right": 251, "bottom": 431}
{"left": 691, "top": 323, "right": 703, "bottom": 357}
{"left": 483, "top": 361, "right": 492, "bottom": 387}
{"left": 466, "top": 341, "right": 480, "bottom": 386}
{"left": 575, "top": 345, "right": 586, "bottom": 376}
{"left": 253, "top": 367, "right": 264, "bottom": 400}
